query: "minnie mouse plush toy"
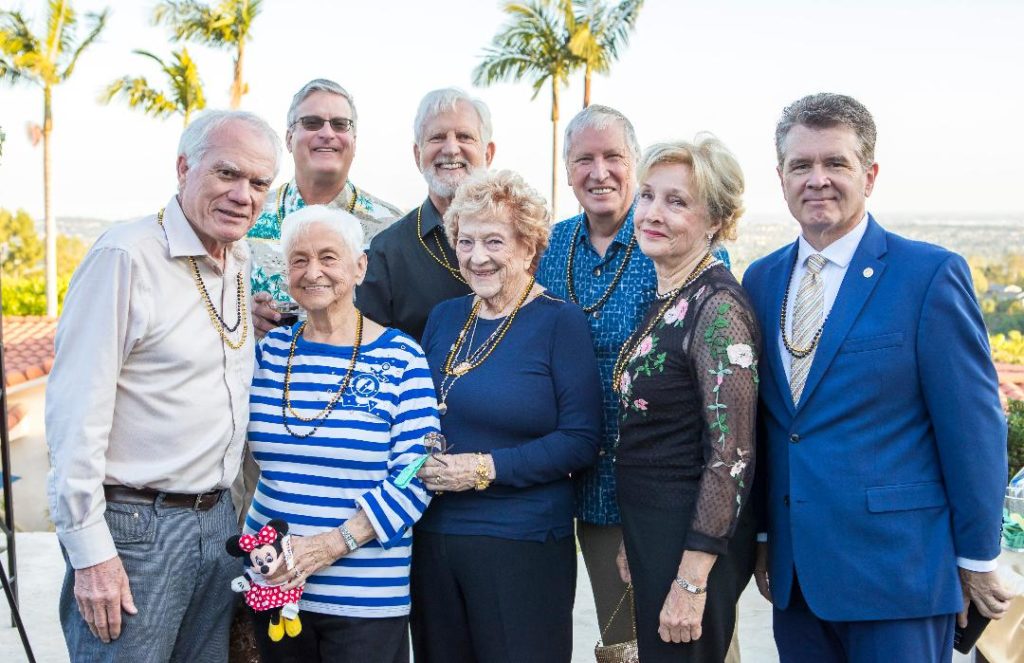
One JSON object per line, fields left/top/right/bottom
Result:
{"left": 226, "top": 519, "right": 303, "bottom": 642}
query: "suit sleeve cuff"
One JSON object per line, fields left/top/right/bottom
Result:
{"left": 756, "top": 532, "right": 768, "bottom": 543}
{"left": 58, "top": 520, "right": 118, "bottom": 570}
{"left": 957, "top": 557, "right": 998, "bottom": 572}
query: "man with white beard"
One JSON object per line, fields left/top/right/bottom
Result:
{"left": 357, "top": 88, "right": 495, "bottom": 341}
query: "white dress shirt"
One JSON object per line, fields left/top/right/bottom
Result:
{"left": 46, "top": 196, "right": 255, "bottom": 569}
{"left": 768, "top": 212, "right": 994, "bottom": 571}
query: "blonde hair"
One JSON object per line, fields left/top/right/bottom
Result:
{"left": 637, "top": 134, "right": 745, "bottom": 242}
{"left": 443, "top": 170, "right": 550, "bottom": 273}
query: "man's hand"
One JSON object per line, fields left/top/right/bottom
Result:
{"left": 74, "top": 556, "right": 137, "bottom": 643}
{"left": 616, "top": 539, "right": 631, "bottom": 584}
{"left": 252, "top": 292, "right": 280, "bottom": 338}
{"left": 754, "top": 542, "right": 772, "bottom": 603}
{"left": 959, "top": 567, "right": 1012, "bottom": 626}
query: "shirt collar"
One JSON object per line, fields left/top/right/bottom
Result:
{"left": 577, "top": 201, "right": 637, "bottom": 249}
{"left": 418, "top": 197, "right": 444, "bottom": 238}
{"left": 162, "top": 195, "right": 249, "bottom": 266}
{"left": 797, "top": 212, "right": 869, "bottom": 269}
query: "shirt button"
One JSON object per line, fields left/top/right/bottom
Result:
{"left": 790, "top": 433, "right": 800, "bottom": 443}
{"left": 783, "top": 495, "right": 790, "bottom": 507}
{"left": 598, "top": 449, "right": 606, "bottom": 456}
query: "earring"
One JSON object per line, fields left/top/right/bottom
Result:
{"left": 706, "top": 233, "right": 714, "bottom": 252}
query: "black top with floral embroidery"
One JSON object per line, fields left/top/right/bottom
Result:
{"left": 614, "top": 264, "right": 761, "bottom": 555}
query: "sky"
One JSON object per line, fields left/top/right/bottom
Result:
{"left": 1, "top": 0, "right": 1022, "bottom": 225}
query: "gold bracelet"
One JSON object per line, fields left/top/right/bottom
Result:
{"left": 473, "top": 453, "right": 492, "bottom": 491}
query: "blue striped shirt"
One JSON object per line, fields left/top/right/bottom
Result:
{"left": 244, "top": 325, "right": 439, "bottom": 618}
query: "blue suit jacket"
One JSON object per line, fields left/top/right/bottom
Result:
{"left": 742, "top": 216, "right": 1006, "bottom": 622}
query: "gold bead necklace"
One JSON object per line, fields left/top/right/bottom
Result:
{"left": 157, "top": 208, "right": 248, "bottom": 350}
{"left": 416, "top": 204, "right": 468, "bottom": 285}
{"left": 437, "top": 277, "right": 536, "bottom": 415}
{"left": 612, "top": 253, "right": 716, "bottom": 393}
{"left": 281, "top": 313, "right": 363, "bottom": 438}
{"left": 276, "top": 181, "right": 359, "bottom": 226}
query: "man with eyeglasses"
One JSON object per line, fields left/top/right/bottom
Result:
{"left": 249, "top": 78, "right": 402, "bottom": 326}
{"left": 356, "top": 87, "right": 495, "bottom": 342}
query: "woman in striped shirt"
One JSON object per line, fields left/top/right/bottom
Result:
{"left": 243, "top": 204, "right": 439, "bottom": 663}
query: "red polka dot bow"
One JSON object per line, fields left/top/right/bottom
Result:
{"left": 238, "top": 525, "right": 278, "bottom": 552}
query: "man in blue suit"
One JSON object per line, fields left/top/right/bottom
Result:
{"left": 742, "top": 92, "right": 1012, "bottom": 661}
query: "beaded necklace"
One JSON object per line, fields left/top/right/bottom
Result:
{"left": 612, "top": 253, "right": 717, "bottom": 393}
{"left": 437, "top": 277, "right": 536, "bottom": 415}
{"left": 565, "top": 219, "right": 637, "bottom": 315}
{"left": 281, "top": 314, "right": 363, "bottom": 438}
{"left": 157, "top": 208, "right": 248, "bottom": 350}
{"left": 275, "top": 181, "right": 358, "bottom": 225}
{"left": 778, "top": 252, "right": 827, "bottom": 358}
{"left": 416, "top": 204, "right": 468, "bottom": 285}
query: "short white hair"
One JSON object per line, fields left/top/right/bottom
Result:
{"left": 280, "top": 205, "right": 364, "bottom": 261}
{"left": 287, "top": 78, "right": 358, "bottom": 130}
{"left": 563, "top": 104, "right": 641, "bottom": 165}
{"left": 413, "top": 87, "right": 493, "bottom": 146}
{"left": 178, "top": 110, "right": 281, "bottom": 175}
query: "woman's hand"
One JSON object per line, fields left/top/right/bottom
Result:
{"left": 266, "top": 530, "right": 346, "bottom": 591}
{"left": 659, "top": 550, "right": 717, "bottom": 643}
{"left": 418, "top": 453, "right": 495, "bottom": 492}
{"left": 659, "top": 580, "right": 707, "bottom": 643}
{"left": 616, "top": 539, "right": 631, "bottom": 584}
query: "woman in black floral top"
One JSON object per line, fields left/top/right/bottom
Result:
{"left": 613, "top": 136, "right": 760, "bottom": 662}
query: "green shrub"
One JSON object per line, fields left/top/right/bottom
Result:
{"left": 1, "top": 274, "right": 71, "bottom": 315}
{"left": 1009, "top": 400, "right": 1024, "bottom": 481}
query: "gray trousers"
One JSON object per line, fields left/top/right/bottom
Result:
{"left": 60, "top": 491, "right": 240, "bottom": 662}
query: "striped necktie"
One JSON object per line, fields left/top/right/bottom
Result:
{"left": 789, "top": 253, "right": 828, "bottom": 404}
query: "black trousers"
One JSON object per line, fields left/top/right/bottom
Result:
{"left": 410, "top": 530, "right": 577, "bottom": 663}
{"left": 251, "top": 608, "right": 409, "bottom": 663}
{"left": 619, "top": 500, "right": 756, "bottom": 663}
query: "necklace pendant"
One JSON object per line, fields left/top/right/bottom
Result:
{"left": 438, "top": 402, "right": 448, "bottom": 416}
{"left": 453, "top": 361, "right": 472, "bottom": 376}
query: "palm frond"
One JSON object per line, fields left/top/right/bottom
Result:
{"left": 59, "top": 8, "right": 108, "bottom": 82}
{"left": 101, "top": 46, "right": 205, "bottom": 122}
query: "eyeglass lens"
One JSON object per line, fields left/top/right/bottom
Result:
{"left": 299, "top": 116, "right": 354, "bottom": 133}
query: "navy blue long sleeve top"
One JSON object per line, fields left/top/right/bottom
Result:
{"left": 417, "top": 292, "right": 603, "bottom": 541}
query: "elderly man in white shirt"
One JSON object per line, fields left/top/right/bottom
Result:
{"left": 45, "top": 109, "right": 280, "bottom": 661}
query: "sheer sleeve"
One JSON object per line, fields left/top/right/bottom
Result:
{"left": 685, "top": 288, "right": 760, "bottom": 555}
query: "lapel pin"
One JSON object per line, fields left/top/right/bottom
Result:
{"left": 862, "top": 267, "right": 874, "bottom": 278}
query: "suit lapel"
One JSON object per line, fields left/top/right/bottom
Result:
{"left": 796, "top": 217, "right": 888, "bottom": 409}
{"left": 764, "top": 243, "right": 799, "bottom": 417}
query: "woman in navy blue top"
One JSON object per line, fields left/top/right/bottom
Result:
{"left": 410, "top": 170, "right": 602, "bottom": 663}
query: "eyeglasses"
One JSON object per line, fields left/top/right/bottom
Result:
{"left": 292, "top": 116, "right": 355, "bottom": 133}
{"left": 423, "top": 432, "right": 453, "bottom": 466}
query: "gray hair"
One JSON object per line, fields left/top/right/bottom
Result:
{"left": 775, "top": 93, "right": 877, "bottom": 168}
{"left": 563, "top": 104, "right": 641, "bottom": 165}
{"left": 287, "top": 78, "right": 358, "bottom": 130}
{"left": 280, "top": 205, "right": 365, "bottom": 262}
{"left": 413, "top": 88, "right": 493, "bottom": 146}
{"left": 178, "top": 110, "right": 281, "bottom": 176}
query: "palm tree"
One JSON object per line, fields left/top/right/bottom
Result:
{"left": 0, "top": 0, "right": 108, "bottom": 317}
{"left": 474, "top": 1, "right": 579, "bottom": 213}
{"left": 567, "top": 0, "right": 644, "bottom": 108}
{"left": 102, "top": 48, "right": 206, "bottom": 126}
{"left": 153, "top": 0, "right": 262, "bottom": 109}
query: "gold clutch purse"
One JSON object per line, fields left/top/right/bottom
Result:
{"left": 594, "top": 584, "right": 639, "bottom": 663}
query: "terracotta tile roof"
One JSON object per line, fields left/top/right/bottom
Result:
{"left": 2, "top": 316, "right": 57, "bottom": 388}
{"left": 996, "top": 362, "right": 1024, "bottom": 411}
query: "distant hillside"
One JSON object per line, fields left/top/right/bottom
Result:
{"left": 56, "top": 212, "right": 1024, "bottom": 272}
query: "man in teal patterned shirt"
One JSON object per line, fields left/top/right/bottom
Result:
{"left": 249, "top": 79, "right": 402, "bottom": 321}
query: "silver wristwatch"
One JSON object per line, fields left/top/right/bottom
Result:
{"left": 338, "top": 523, "right": 359, "bottom": 553}
{"left": 674, "top": 575, "right": 706, "bottom": 594}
